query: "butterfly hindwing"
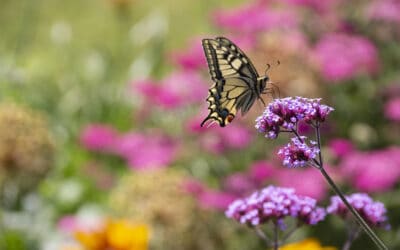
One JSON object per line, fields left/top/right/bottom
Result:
{"left": 201, "top": 37, "right": 262, "bottom": 127}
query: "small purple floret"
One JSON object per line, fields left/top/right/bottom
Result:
{"left": 255, "top": 97, "right": 334, "bottom": 139}
{"left": 278, "top": 136, "right": 320, "bottom": 168}
{"left": 327, "top": 193, "right": 390, "bottom": 229}
{"left": 225, "top": 185, "right": 326, "bottom": 228}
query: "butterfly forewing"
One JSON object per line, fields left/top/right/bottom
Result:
{"left": 201, "top": 37, "right": 264, "bottom": 127}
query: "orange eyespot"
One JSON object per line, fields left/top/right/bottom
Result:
{"left": 227, "top": 114, "right": 235, "bottom": 123}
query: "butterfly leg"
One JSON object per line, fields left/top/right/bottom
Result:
{"left": 263, "top": 82, "right": 281, "bottom": 99}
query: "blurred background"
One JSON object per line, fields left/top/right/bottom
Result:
{"left": 1, "top": 0, "right": 400, "bottom": 249}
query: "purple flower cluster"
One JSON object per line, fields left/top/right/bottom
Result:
{"left": 327, "top": 193, "right": 390, "bottom": 229}
{"left": 225, "top": 186, "right": 326, "bottom": 227}
{"left": 278, "top": 137, "right": 320, "bottom": 168}
{"left": 255, "top": 97, "right": 334, "bottom": 139}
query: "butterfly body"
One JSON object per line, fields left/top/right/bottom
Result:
{"left": 201, "top": 37, "right": 269, "bottom": 127}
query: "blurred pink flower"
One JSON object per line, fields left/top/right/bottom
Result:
{"left": 58, "top": 215, "right": 77, "bottom": 233}
{"left": 170, "top": 40, "right": 206, "bottom": 70}
{"left": 213, "top": 0, "right": 298, "bottom": 34}
{"left": 223, "top": 173, "right": 255, "bottom": 195}
{"left": 281, "top": 0, "right": 340, "bottom": 12}
{"left": 133, "top": 71, "right": 208, "bottom": 109}
{"left": 366, "top": 0, "right": 400, "bottom": 23}
{"left": 182, "top": 178, "right": 236, "bottom": 210}
{"left": 328, "top": 138, "right": 355, "bottom": 158}
{"left": 187, "top": 114, "right": 253, "bottom": 153}
{"left": 58, "top": 213, "right": 105, "bottom": 233}
{"left": 181, "top": 178, "right": 206, "bottom": 195}
{"left": 275, "top": 167, "right": 328, "bottom": 200}
{"left": 313, "top": 33, "right": 379, "bottom": 82}
{"left": 80, "top": 124, "right": 118, "bottom": 152}
{"left": 197, "top": 189, "right": 237, "bottom": 210}
{"left": 115, "top": 132, "right": 178, "bottom": 170}
{"left": 340, "top": 147, "right": 400, "bottom": 192}
{"left": 384, "top": 97, "right": 400, "bottom": 122}
{"left": 248, "top": 160, "right": 276, "bottom": 185}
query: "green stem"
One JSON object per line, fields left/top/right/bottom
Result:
{"left": 315, "top": 125, "right": 387, "bottom": 250}
{"left": 342, "top": 225, "right": 362, "bottom": 250}
{"left": 273, "top": 221, "right": 279, "bottom": 250}
{"left": 254, "top": 226, "right": 270, "bottom": 246}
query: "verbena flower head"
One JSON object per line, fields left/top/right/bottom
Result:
{"left": 225, "top": 186, "right": 326, "bottom": 227}
{"left": 327, "top": 193, "right": 390, "bottom": 229}
{"left": 278, "top": 137, "right": 320, "bottom": 168}
{"left": 255, "top": 97, "right": 334, "bottom": 139}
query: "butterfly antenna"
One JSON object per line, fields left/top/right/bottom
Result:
{"left": 264, "top": 63, "right": 271, "bottom": 76}
{"left": 269, "top": 82, "right": 281, "bottom": 99}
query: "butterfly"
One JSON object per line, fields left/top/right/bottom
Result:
{"left": 201, "top": 37, "right": 271, "bottom": 127}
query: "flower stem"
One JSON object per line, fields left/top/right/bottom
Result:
{"left": 254, "top": 226, "right": 270, "bottom": 246}
{"left": 315, "top": 125, "right": 387, "bottom": 250}
{"left": 280, "top": 222, "right": 300, "bottom": 244}
{"left": 273, "top": 221, "right": 279, "bottom": 250}
{"left": 342, "top": 226, "right": 361, "bottom": 250}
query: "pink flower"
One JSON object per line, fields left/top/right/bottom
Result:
{"left": 212, "top": 0, "right": 298, "bottom": 34}
{"left": 186, "top": 113, "right": 253, "bottom": 153}
{"left": 115, "top": 132, "right": 177, "bottom": 170}
{"left": 80, "top": 124, "right": 118, "bottom": 152}
{"left": 181, "top": 178, "right": 206, "bottom": 195}
{"left": 328, "top": 138, "right": 355, "bottom": 158}
{"left": 169, "top": 39, "right": 206, "bottom": 70}
{"left": 197, "top": 189, "right": 237, "bottom": 210}
{"left": 339, "top": 147, "right": 400, "bottom": 192}
{"left": 312, "top": 33, "right": 379, "bottom": 82}
{"left": 223, "top": 173, "right": 255, "bottom": 195}
{"left": 58, "top": 215, "right": 78, "bottom": 233}
{"left": 366, "top": 0, "right": 400, "bottom": 23}
{"left": 248, "top": 161, "right": 276, "bottom": 185}
{"left": 280, "top": 0, "right": 341, "bottom": 12}
{"left": 58, "top": 213, "right": 105, "bottom": 233}
{"left": 275, "top": 167, "right": 328, "bottom": 200}
{"left": 384, "top": 97, "right": 400, "bottom": 122}
{"left": 133, "top": 71, "right": 208, "bottom": 109}
{"left": 183, "top": 178, "right": 237, "bottom": 210}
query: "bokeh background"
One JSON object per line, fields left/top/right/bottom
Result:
{"left": 1, "top": 0, "right": 400, "bottom": 249}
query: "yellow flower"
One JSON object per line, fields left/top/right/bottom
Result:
{"left": 279, "top": 238, "right": 337, "bottom": 250}
{"left": 74, "top": 218, "right": 149, "bottom": 250}
{"left": 106, "top": 220, "right": 149, "bottom": 250}
{"left": 74, "top": 229, "right": 107, "bottom": 250}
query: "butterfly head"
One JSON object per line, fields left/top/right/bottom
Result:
{"left": 257, "top": 75, "right": 269, "bottom": 94}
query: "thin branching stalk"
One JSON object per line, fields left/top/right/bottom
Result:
{"left": 280, "top": 222, "right": 301, "bottom": 244}
{"left": 273, "top": 221, "right": 279, "bottom": 250}
{"left": 342, "top": 225, "right": 362, "bottom": 250}
{"left": 254, "top": 226, "right": 270, "bottom": 246}
{"left": 315, "top": 124, "right": 388, "bottom": 250}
